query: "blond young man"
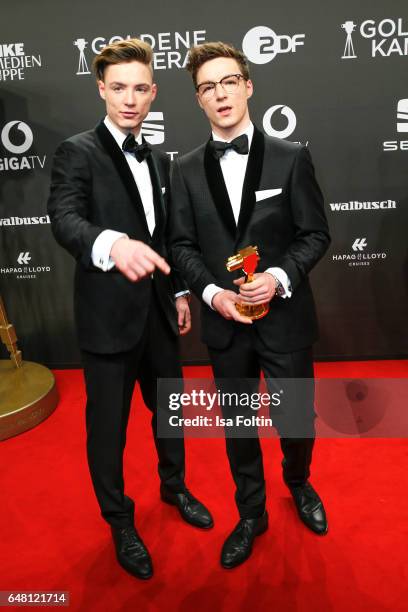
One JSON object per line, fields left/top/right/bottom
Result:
{"left": 48, "top": 39, "right": 213, "bottom": 580}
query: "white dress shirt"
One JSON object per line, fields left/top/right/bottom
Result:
{"left": 91, "top": 116, "right": 155, "bottom": 271}
{"left": 202, "top": 122, "right": 292, "bottom": 308}
{"left": 91, "top": 117, "right": 188, "bottom": 299}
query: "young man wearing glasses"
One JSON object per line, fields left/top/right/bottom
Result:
{"left": 169, "top": 42, "right": 331, "bottom": 569}
{"left": 48, "top": 38, "right": 213, "bottom": 580}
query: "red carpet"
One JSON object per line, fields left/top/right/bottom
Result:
{"left": 1, "top": 361, "right": 408, "bottom": 611}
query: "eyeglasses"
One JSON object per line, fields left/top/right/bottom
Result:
{"left": 196, "top": 74, "right": 246, "bottom": 100}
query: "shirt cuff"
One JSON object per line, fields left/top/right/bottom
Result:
{"left": 175, "top": 290, "right": 190, "bottom": 299}
{"left": 91, "top": 230, "right": 128, "bottom": 271}
{"left": 264, "top": 267, "right": 292, "bottom": 298}
{"left": 202, "top": 284, "right": 224, "bottom": 309}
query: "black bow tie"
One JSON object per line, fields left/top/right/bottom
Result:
{"left": 122, "top": 133, "right": 151, "bottom": 162}
{"left": 209, "top": 134, "right": 249, "bottom": 160}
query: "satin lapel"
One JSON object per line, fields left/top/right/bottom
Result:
{"left": 95, "top": 121, "right": 150, "bottom": 235}
{"left": 236, "top": 127, "right": 265, "bottom": 241}
{"left": 146, "top": 150, "right": 165, "bottom": 239}
{"left": 204, "top": 141, "right": 237, "bottom": 240}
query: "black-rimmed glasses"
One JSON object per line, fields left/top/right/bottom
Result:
{"left": 196, "top": 74, "right": 246, "bottom": 99}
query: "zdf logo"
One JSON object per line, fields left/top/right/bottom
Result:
{"left": 1, "top": 121, "right": 33, "bottom": 154}
{"left": 242, "top": 26, "right": 305, "bottom": 64}
{"left": 263, "top": 105, "right": 297, "bottom": 139}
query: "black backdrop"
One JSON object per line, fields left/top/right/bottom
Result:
{"left": 1, "top": 0, "right": 407, "bottom": 367}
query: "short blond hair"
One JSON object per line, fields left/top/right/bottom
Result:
{"left": 93, "top": 38, "right": 153, "bottom": 81}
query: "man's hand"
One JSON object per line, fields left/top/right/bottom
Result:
{"left": 110, "top": 237, "right": 170, "bottom": 282}
{"left": 176, "top": 296, "right": 191, "bottom": 335}
{"left": 212, "top": 290, "right": 252, "bottom": 324}
{"left": 234, "top": 273, "right": 276, "bottom": 305}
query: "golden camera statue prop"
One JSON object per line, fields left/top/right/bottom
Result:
{"left": 0, "top": 297, "right": 23, "bottom": 368}
{"left": 226, "top": 245, "right": 269, "bottom": 320}
{"left": 0, "top": 296, "right": 58, "bottom": 441}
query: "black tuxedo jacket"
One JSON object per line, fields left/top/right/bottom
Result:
{"left": 48, "top": 121, "right": 185, "bottom": 354}
{"left": 169, "top": 127, "right": 330, "bottom": 352}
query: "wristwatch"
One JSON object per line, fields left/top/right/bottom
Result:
{"left": 176, "top": 292, "right": 191, "bottom": 303}
{"left": 272, "top": 275, "right": 285, "bottom": 297}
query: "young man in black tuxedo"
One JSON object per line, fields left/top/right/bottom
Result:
{"left": 169, "top": 42, "right": 331, "bottom": 569}
{"left": 47, "top": 39, "right": 213, "bottom": 580}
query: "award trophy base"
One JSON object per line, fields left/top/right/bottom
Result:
{"left": 235, "top": 302, "right": 269, "bottom": 320}
{"left": 226, "top": 246, "right": 270, "bottom": 321}
{"left": 0, "top": 360, "right": 59, "bottom": 441}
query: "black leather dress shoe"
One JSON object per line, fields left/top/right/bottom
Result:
{"left": 160, "top": 486, "right": 214, "bottom": 529}
{"left": 221, "top": 512, "right": 268, "bottom": 569}
{"left": 111, "top": 526, "right": 153, "bottom": 579}
{"left": 288, "top": 482, "right": 328, "bottom": 535}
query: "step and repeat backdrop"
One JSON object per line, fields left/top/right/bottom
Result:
{"left": 1, "top": 1, "right": 407, "bottom": 366}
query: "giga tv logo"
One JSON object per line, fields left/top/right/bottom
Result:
{"left": 0, "top": 120, "right": 46, "bottom": 172}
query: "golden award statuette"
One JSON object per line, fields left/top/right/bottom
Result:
{"left": 0, "top": 295, "right": 58, "bottom": 441}
{"left": 226, "top": 245, "right": 269, "bottom": 320}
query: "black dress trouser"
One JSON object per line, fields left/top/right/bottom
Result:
{"left": 208, "top": 324, "right": 316, "bottom": 520}
{"left": 81, "top": 292, "right": 185, "bottom": 528}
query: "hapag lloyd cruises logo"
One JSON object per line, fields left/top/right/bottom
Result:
{"left": 332, "top": 239, "right": 387, "bottom": 267}
{"left": 0, "top": 121, "right": 46, "bottom": 172}
{"left": 352, "top": 238, "right": 367, "bottom": 251}
{"left": 329, "top": 199, "right": 397, "bottom": 212}
{"left": 0, "top": 42, "right": 42, "bottom": 81}
{"left": 341, "top": 18, "right": 408, "bottom": 59}
{"left": 73, "top": 30, "right": 207, "bottom": 74}
{"left": 242, "top": 26, "right": 305, "bottom": 64}
{"left": 0, "top": 252, "right": 52, "bottom": 281}
{"left": 17, "top": 252, "right": 31, "bottom": 265}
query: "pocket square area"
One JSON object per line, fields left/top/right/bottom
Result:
{"left": 255, "top": 188, "right": 282, "bottom": 202}
{"left": 161, "top": 187, "right": 166, "bottom": 194}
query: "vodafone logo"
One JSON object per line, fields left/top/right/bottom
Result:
{"left": 0, "top": 120, "right": 46, "bottom": 172}
{"left": 1, "top": 121, "right": 33, "bottom": 154}
{"left": 263, "top": 105, "right": 297, "bottom": 139}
